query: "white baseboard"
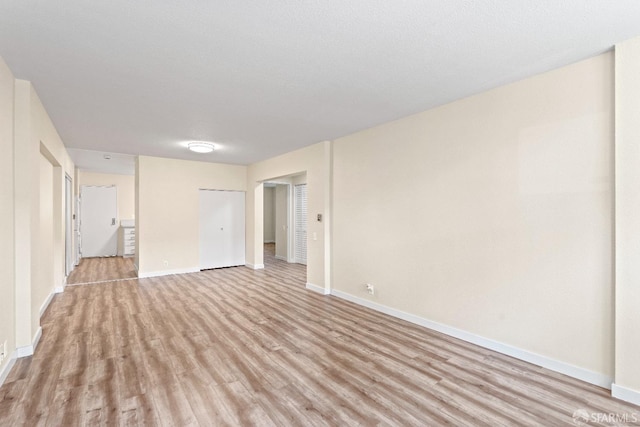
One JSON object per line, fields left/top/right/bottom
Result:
{"left": 32, "top": 326, "right": 42, "bottom": 353}
{"left": 306, "top": 283, "right": 330, "bottom": 295}
{"left": 56, "top": 276, "right": 67, "bottom": 294}
{"left": 0, "top": 352, "right": 16, "bottom": 388}
{"left": 612, "top": 383, "right": 640, "bottom": 406}
{"left": 54, "top": 279, "right": 65, "bottom": 294}
{"left": 39, "top": 291, "right": 56, "bottom": 318}
{"left": 330, "top": 289, "right": 613, "bottom": 389}
{"left": 9, "top": 286, "right": 64, "bottom": 377}
{"left": 15, "top": 345, "right": 31, "bottom": 359}
{"left": 275, "top": 255, "right": 287, "bottom": 261}
{"left": 137, "top": 267, "right": 200, "bottom": 278}
{"left": 16, "top": 327, "right": 42, "bottom": 358}
{"left": 14, "top": 289, "right": 62, "bottom": 371}
{"left": 246, "top": 263, "right": 265, "bottom": 270}
{"left": 40, "top": 283, "right": 65, "bottom": 319}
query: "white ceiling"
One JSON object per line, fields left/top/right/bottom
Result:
{"left": 2, "top": 1, "right": 640, "bottom": 168}
{"left": 66, "top": 148, "right": 136, "bottom": 175}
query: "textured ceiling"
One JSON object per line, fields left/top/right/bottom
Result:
{"left": 1, "top": 1, "right": 640, "bottom": 168}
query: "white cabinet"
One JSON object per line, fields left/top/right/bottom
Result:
{"left": 199, "top": 190, "right": 245, "bottom": 270}
{"left": 119, "top": 225, "right": 135, "bottom": 257}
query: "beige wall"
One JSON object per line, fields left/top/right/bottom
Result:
{"left": 263, "top": 186, "right": 276, "bottom": 242}
{"left": 332, "top": 53, "right": 614, "bottom": 380}
{"left": 614, "top": 36, "right": 640, "bottom": 404}
{"left": 79, "top": 171, "right": 135, "bottom": 220}
{"left": 0, "top": 57, "right": 16, "bottom": 376}
{"left": 136, "top": 156, "right": 246, "bottom": 277}
{"left": 247, "top": 141, "right": 331, "bottom": 289}
{"left": 292, "top": 174, "right": 307, "bottom": 186}
{"left": 13, "top": 79, "right": 35, "bottom": 349}
{"left": 34, "top": 154, "right": 54, "bottom": 335}
{"left": 13, "top": 77, "right": 74, "bottom": 351}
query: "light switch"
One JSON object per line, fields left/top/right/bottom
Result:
{"left": 313, "top": 232, "right": 317, "bottom": 241}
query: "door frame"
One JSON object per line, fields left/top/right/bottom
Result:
{"left": 263, "top": 181, "right": 295, "bottom": 263}
{"left": 65, "top": 174, "right": 73, "bottom": 276}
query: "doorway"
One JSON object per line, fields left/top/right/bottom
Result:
{"left": 80, "top": 185, "right": 118, "bottom": 257}
{"left": 263, "top": 182, "right": 292, "bottom": 262}
{"left": 261, "top": 174, "right": 307, "bottom": 267}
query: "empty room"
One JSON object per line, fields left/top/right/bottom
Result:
{"left": 1, "top": 1, "right": 640, "bottom": 425}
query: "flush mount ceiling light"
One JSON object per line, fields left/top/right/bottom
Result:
{"left": 188, "top": 141, "right": 215, "bottom": 153}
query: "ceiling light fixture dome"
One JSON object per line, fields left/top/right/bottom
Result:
{"left": 188, "top": 141, "right": 215, "bottom": 153}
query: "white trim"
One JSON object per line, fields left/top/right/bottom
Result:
{"left": 32, "top": 327, "right": 42, "bottom": 353}
{"left": 39, "top": 291, "right": 56, "bottom": 318}
{"left": 16, "top": 345, "right": 32, "bottom": 358}
{"left": 55, "top": 278, "right": 65, "bottom": 294}
{"left": 306, "top": 282, "right": 330, "bottom": 295}
{"left": 0, "top": 353, "right": 16, "bottom": 388}
{"left": 330, "top": 290, "right": 613, "bottom": 389}
{"left": 612, "top": 383, "right": 640, "bottom": 406}
{"left": 16, "top": 327, "right": 42, "bottom": 358}
{"left": 246, "top": 263, "right": 265, "bottom": 270}
{"left": 275, "top": 255, "right": 288, "bottom": 261}
{"left": 137, "top": 267, "right": 200, "bottom": 279}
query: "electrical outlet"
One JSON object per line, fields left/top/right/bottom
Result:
{"left": 0, "top": 340, "right": 6, "bottom": 364}
{"left": 163, "top": 260, "right": 169, "bottom": 267}
{"left": 366, "top": 284, "right": 375, "bottom": 295}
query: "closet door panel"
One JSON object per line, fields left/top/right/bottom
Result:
{"left": 199, "top": 190, "right": 245, "bottom": 270}
{"left": 226, "top": 190, "right": 246, "bottom": 267}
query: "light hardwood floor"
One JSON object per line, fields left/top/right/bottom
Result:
{"left": 1, "top": 244, "right": 638, "bottom": 426}
{"left": 66, "top": 256, "right": 137, "bottom": 285}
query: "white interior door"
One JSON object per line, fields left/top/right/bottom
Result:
{"left": 80, "top": 185, "right": 118, "bottom": 257}
{"left": 200, "top": 190, "right": 245, "bottom": 269}
{"left": 294, "top": 184, "right": 307, "bottom": 265}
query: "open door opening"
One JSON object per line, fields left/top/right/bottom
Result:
{"left": 263, "top": 182, "right": 291, "bottom": 263}
{"left": 262, "top": 173, "right": 307, "bottom": 282}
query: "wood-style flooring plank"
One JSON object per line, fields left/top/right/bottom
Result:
{"left": 1, "top": 244, "right": 638, "bottom": 426}
{"left": 66, "top": 256, "right": 137, "bottom": 285}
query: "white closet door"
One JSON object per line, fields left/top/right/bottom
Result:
{"left": 199, "top": 190, "right": 246, "bottom": 270}
{"left": 294, "top": 184, "right": 307, "bottom": 265}
{"left": 80, "top": 185, "right": 118, "bottom": 257}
